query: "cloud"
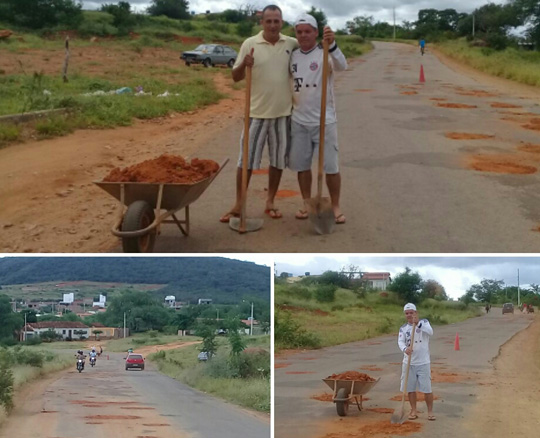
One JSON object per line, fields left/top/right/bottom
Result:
{"left": 275, "top": 256, "right": 540, "bottom": 299}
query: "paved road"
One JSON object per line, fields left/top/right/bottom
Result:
{"left": 275, "top": 309, "right": 533, "bottom": 438}
{"left": 0, "top": 352, "right": 268, "bottom": 438}
{"left": 121, "top": 41, "right": 540, "bottom": 253}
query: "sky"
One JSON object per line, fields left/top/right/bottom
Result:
{"left": 82, "top": 1, "right": 508, "bottom": 31}
{"left": 274, "top": 256, "right": 540, "bottom": 300}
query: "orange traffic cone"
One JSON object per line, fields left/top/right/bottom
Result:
{"left": 419, "top": 64, "right": 425, "bottom": 83}
{"left": 454, "top": 333, "right": 460, "bottom": 351}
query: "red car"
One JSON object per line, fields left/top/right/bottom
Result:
{"left": 125, "top": 353, "right": 145, "bottom": 371}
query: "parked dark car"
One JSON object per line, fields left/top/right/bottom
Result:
{"left": 181, "top": 44, "right": 237, "bottom": 68}
{"left": 125, "top": 353, "right": 145, "bottom": 370}
{"left": 502, "top": 303, "right": 514, "bottom": 314}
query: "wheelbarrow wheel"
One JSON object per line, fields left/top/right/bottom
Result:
{"left": 336, "top": 387, "right": 349, "bottom": 417}
{"left": 121, "top": 200, "right": 156, "bottom": 253}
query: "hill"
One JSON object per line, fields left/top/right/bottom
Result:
{"left": 0, "top": 257, "right": 270, "bottom": 303}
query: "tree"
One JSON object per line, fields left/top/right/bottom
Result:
{"left": 40, "top": 329, "right": 60, "bottom": 342}
{"left": 346, "top": 15, "right": 374, "bottom": 38}
{"left": 466, "top": 279, "right": 504, "bottom": 303}
{"left": 93, "top": 330, "right": 103, "bottom": 340}
{"left": 196, "top": 322, "right": 217, "bottom": 359}
{"left": 421, "top": 280, "right": 448, "bottom": 301}
{"left": 21, "top": 310, "right": 38, "bottom": 323}
{"left": 388, "top": 267, "right": 422, "bottom": 303}
{"left": 147, "top": 0, "right": 190, "bottom": 20}
{"left": 0, "top": 295, "right": 23, "bottom": 342}
{"left": 100, "top": 2, "right": 135, "bottom": 30}
{"left": 1, "top": 0, "right": 83, "bottom": 29}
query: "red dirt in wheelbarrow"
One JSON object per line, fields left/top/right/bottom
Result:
{"left": 466, "top": 155, "right": 537, "bottom": 175}
{"left": 321, "top": 420, "right": 422, "bottom": 437}
{"left": 311, "top": 393, "right": 371, "bottom": 402}
{"left": 103, "top": 154, "right": 219, "bottom": 184}
{"left": 326, "top": 371, "right": 376, "bottom": 381}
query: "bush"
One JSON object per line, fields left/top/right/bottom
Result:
{"left": 275, "top": 310, "right": 320, "bottom": 349}
{"left": 147, "top": 330, "right": 159, "bottom": 338}
{"left": 153, "top": 350, "right": 166, "bottom": 359}
{"left": 237, "top": 21, "right": 255, "bottom": 37}
{"left": 14, "top": 349, "right": 44, "bottom": 367}
{"left": 288, "top": 285, "right": 312, "bottom": 300}
{"left": 23, "top": 336, "right": 42, "bottom": 346}
{"left": 0, "top": 352, "right": 14, "bottom": 412}
{"left": 485, "top": 33, "right": 508, "bottom": 51}
{"left": 315, "top": 284, "right": 337, "bottom": 303}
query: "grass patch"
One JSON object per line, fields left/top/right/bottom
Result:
{"left": 0, "top": 123, "right": 21, "bottom": 146}
{"left": 436, "top": 39, "right": 540, "bottom": 87}
{"left": 105, "top": 333, "right": 196, "bottom": 352}
{"left": 275, "top": 284, "right": 481, "bottom": 350}
{"left": 148, "top": 335, "right": 270, "bottom": 412}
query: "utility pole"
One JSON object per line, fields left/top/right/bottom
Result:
{"left": 472, "top": 14, "right": 475, "bottom": 38}
{"left": 123, "top": 311, "right": 126, "bottom": 338}
{"left": 393, "top": 7, "right": 396, "bottom": 40}
{"left": 24, "top": 312, "right": 27, "bottom": 342}
{"left": 250, "top": 302, "right": 254, "bottom": 336}
{"left": 517, "top": 269, "right": 520, "bottom": 307}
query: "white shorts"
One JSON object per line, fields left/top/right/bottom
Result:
{"left": 288, "top": 121, "right": 339, "bottom": 174}
{"left": 400, "top": 363, "right": 432, "bottom": 393}
{"left": 237, "top": 116, "right": 290, "bottom": 170}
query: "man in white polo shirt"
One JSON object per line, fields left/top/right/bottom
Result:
{"left": 398, "top": 303, "right": 436, "bottom": 421}
{"left": 220, "top": 4, "right": 298, "bottom": 223}
{"left": 289, "top": 14, "right": 347, "bottom": 224}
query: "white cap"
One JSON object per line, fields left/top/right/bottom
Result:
{"left": 295, "top": 13, "right": 318, "bottom": 31}
{"left": 403, "top": 303, "right": 417, "bottom": 312}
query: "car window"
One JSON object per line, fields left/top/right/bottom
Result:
{"left": 128, "top": 354, "right": 143, "bottom": 360}
{"left": 214, "top": 47, "right": 224, "bottom": 54}
{"left": 195, "top": 45, "right": 209, "bottom": 51}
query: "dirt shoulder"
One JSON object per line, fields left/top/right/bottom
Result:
{"left": 462, "top": 315, "right": 540, "bottom": 437}
{"left": 0, "top": 73, "right": 242, "bottom": 252}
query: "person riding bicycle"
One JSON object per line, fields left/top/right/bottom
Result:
{"left": 419, "top": 38, "right": 426, "bottom": 55}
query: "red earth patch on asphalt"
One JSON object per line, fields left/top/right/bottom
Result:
{"left": 142, "top": 424, "right": 170, "bottom": 426}
{"left": 276, "top": 190, "right": 300, "bottom": 198}
{"left": 274, "top": 362, "right": 292, "bottom": 369}
{"left": 490, "top": 102, "right": 522, "bottom": 108}
{"left": 523, "top": 118, "right": 540, "bottom": 131}
{"left": 320, "top": 419, "right": 422, "bottom": 438}
{"left": 85, "top": 415, "right": 141, "bottom": 420}
{"left": 121, "top": 407, "right": 155, "bottom": 410}
{"left": 367, "top": 408, "right": 395, "bottom": 414}
{"left": 455, "top": 89, "right": 498, "bottom": 97}
{"left": 400, "top": 91, "right": 418, "bottom": 95}
{"left": 85, "top": 422, "right": 103, "bottom": 424}
{"left": 437, "top": 103, "right": 477, "bottom": 109}
{"left": 445, "top": 132, "right": 494, "bottom": 140}
{"left": 311, "top": 393, "right": 334, "bottom": 402}
{"left": 466, "top": 155, "right": 537, "bottom": 174}
{"left": 430, "top": 98, "right": 447, "bottom": 101}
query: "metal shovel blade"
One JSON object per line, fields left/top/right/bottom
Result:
{"left": 390, "top": 408, "right": 407, "bottom": 424}
{"left": 305, "top": 196, "right": 335, "bottom": 235}
{"left": 229, "top": 217, "right": 264, "bottom": 233}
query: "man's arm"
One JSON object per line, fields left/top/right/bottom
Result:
{"left": 417, "top": 319, "right": 433, "bottom": 336}
{"left": 398, "top": 328, "right": 407, "bottom": 353}
{"left": 323, "top": 26, "right": 347, "bottom": 72}
{"left": 232, "top": 47, "right": 254, "bottom": 82}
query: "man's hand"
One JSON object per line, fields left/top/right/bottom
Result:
{"left": 323, "top": 26, "right": 335, "bottom": 45}
{"left": 412, "top": 315, "right": 419, "bottom": 325}
{"left": 243, "top": 47, "right": 255, "bottom": 68}
{"left": 405, "top": 347, "right": 413, "bottom": 356}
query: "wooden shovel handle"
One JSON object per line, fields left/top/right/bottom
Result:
{"left": 317, "top": 39, "right": 329, "bottom": 202}
{"left": 400, "top": 323, "right": 417, "bottom": 407}
{"left": 240, "top": 65, "right": 252, "bottom": 232}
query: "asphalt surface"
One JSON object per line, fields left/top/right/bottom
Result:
{"left": 274, "top": 309, "right": 533, "bottom": 438}
{"left": 111, "top": 41, "right": 540, "bottom": 253}
{"left": 0, "top": 352, "right": 269, "bottom": 438}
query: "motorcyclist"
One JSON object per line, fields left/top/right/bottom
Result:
{"left": 75, "top": 350, "right": 86, "bottom": 370}
{"left": 89, "top": 348, "right": 97, "bottom": 365}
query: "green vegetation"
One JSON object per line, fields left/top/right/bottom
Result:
{"left": 436, "top": 39, "right": 540, "bottom": 87}
{"left": 0, "top": 346, "right": 71, "bottom": 425}
{"left": 148, "top": 335, "right": 270, "bottom": 412}
{"left": 105, "top": 333, "right": 196, "bottom": 352}
{"left": 275, "top": 270, "right": 481, "bottom": 351}
{"left": 461, "top": 279, "right": 540, "bottom": 306}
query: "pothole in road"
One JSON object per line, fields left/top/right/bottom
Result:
{"left": 321, "top": 420, "right": 422, "bottom": 438}
{"left": 437, "top": 103, "right": 478, "bottom": 109}
{"left": 466, "top": 155, "right": 537, "bottom": 174}
{"left": 445, "top": 132, "right": 494, "bottom": 140}
{"left": 490, "top": 102, "right": 522, "bottom": 108}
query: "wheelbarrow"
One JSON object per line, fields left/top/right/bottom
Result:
{"left": 94, "top": 159, "right": 228, "bottom": 253}
{"left": 322, "top": 377, "right": 380, "bottom": 417}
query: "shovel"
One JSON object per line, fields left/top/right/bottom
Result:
{"left": 229, "top": 61, "right": 263, "bottom": 233}
{"left": 391, "top": 322, "right": 417, "bottom": 424}
{"left": 306, "top": 39, "right": 335, "bottom": 235}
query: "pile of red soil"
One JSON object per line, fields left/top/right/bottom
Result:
{"left": 326, "top": 371, "right": 376, "bottom": 381}
{"left": 103, "top": 154, "right": 219, "bottom": 184}
{"left": 467, "top": 155, "right": 537, "bottom": 175}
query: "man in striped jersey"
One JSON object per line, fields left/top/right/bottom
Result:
{"left": 220, "top": 4, "right": 298, "bottom": 223}
{"left": 289, "top": 14, "right": 348, "bottom": 224}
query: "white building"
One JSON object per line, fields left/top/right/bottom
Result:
{"left": 22, "top": 321, "right": 90, "bottom": 340}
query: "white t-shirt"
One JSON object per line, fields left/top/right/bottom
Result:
{"left": 290, "top": 41, "right": 347, "bottom": 126}
{"left": 397, "top": 319, "right": 433, "bottom": 366}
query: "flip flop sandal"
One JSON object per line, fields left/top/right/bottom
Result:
{"left": 264, "top": 208, "right": 282, "bottom": 219}
{"left": 335, "top": 214, "right": 346, "bottom": 224}
{"left": 295, "top": 209, "right": 309, "bottom": 220}
{"left": 408, "top": 415, "right": 418, "bottom": 420}
{"left": 219, "top": 212, "right": 240, "bottom": 223}
{"left": 428, "top": 416, "right": 436, "bottom": 421}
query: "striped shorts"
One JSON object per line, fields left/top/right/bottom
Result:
{"left": 237, "top": 116, "right": 290, "bottom": 170}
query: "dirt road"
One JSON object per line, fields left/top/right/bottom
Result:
{"left": 1, "top": 42, "right": 540, "bottom": 252}
{"left": 0, "top": 352, "right": 269, "bottom": 438}
{"left": 274, "top": 309, "right": 537, "bottom": 438}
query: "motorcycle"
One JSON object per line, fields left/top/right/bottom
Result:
{"left": 90, "top": 356, "right": 96, "bottom": 367}
{"left": 77, "top": 358, "right": 84, "bottom": 373}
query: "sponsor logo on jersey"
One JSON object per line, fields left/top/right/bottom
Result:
{"left": 310, "top": 61, "right": 318, "bottom": 71}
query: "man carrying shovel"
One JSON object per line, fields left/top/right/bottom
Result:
{"left": 289, "top": 14, "right": 347, "bottom": 225}
{"left": 219, "top": 4, "right": 298, "bottom": 223}
{"left": 397, "top": 303, "right": 435, "bottom": 421}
